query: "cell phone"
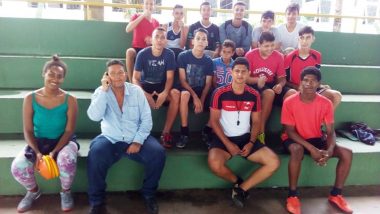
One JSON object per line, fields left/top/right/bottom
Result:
{"left": 104, "top": 72, "right": 110, "bottom": 85}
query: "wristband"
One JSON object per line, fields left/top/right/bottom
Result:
{"left": 249, "top": 140, "right": 255, "bottom": 145}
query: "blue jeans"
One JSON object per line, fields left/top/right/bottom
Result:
{"left": 87, "top": 135, "right": 166, "bottom": 206}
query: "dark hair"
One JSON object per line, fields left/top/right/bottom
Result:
{"left": 299, "top": 26, "right": 314, "bottom": 36}
{"left": 301, "top": 66, "right": 321, "bottom": 82}
{"left": 173, "top": 4, "right": 183, "bottom": 10}
{"left": 194, "top": 28, "right": 209, "bottom": 37}
{"left": 286, "top": 3, "right": 300, "bottom": 14}
{"left": 154, "top": 26, "right": 167, "bottom": 33}
{"left": 200, "top": 1, "right": 210, "bottom": 10}
{"left": 234, "top": 1, "right": 246, "bottom": 8}
{"left": 106, "top": 59, "right": 125, "bottom": 69}
{"left": 258, "top": 31, "right": 275, "bottom": 44}
{"left": 232, "top": 57, "right": 249, "bottom": 70}
{"left": 222, "top": 39, "right": 236, "bottom": 50}
{"left": 42, "top": 54, "right": 67, "bottom": 76}
{"left": 261, "top": 10, "right": 275, "bottom": 20}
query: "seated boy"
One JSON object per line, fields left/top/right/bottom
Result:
{"left": 219, "top": 1, "right": 252, "bottom": 59}
{"left": 285, "top": 26, "right": 342, "bottom": 109}
{"left": 202, "top": 39, "right": 236, "bottom": 145}
{"left": 177, "top": 28, "right": 213, "bottom": 148}
{"left": 251, "top": 10, "right": 280, "bottom": 49}
{"left": 245, "top": 31, "right": 296, "bottom": 143}
{"left": 162, "top": 4, "right": 188, "bottom": 59}
{"left": 132, "top": 27, "right": 179, "bottom": 148}
{"left": 281, "top": 66, "right": 353, "bottom": 214}
{"left": 125, "top": 0, "right": 159, "bottom": 82}
{"left": 208, "top": 57, "right": 279, "bottom": 208}
{"left": 187, "top": 1, "right": 220, "bottom": 58}
{"left": 277, "top": 3, "right": 304, "bottom": 54}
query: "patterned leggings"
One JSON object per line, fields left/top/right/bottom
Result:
{"left": 11, "top": 141, "right": 78, "bottom": 191}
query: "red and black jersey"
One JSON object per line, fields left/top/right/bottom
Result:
{"left": 211, "top": 84, "right": 261, "bottom": 137}
{"left": 284, "top": 49, "right": 321, "bottom": 86}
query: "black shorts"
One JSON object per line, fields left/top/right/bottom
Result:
{"left": 169, "top": 48, "right": 185, "bottom": 60}
{"left": 209, "top": 133, "right": 266, "bottom": 158}
{"left": 283, "top": 137, "right": 327, "bottom": 154}
{"left": 317, "top": 87, "right": 328, "bottom": 94}
{"left": 132, "top": 47, "right": 144, "bottom": 55}
{"left": 141, "top": 83, "right": 165, "bottom": 94}
{"left": 180, "top": 87, "right": 211, "bottom": 110}
{"left": 250, "top": 83, "right": 291, "bottom": 106}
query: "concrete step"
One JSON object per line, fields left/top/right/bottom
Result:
{"left": 1, "top": 56, "right": 380, "bottom": 94}
{"left": 0, "top": 17, "right": 129, "bottom": 57}
{"left": 0, "top": 56, "right": 110, "bottom": 90}
{"left": 322, "top": 65, "right": 380, "bottom": 94}
{"left": 1, "top": 186, "right": 379, "bottom": 214}
{"left": 0, "top": 90, "right": 380, "bottom": 134}
{"left": 1, "top": 18, "right": 379, "bottom": 66}
{"left": 1, "top": 90, "right": 380, "bottom": 135}
{"left": 0, "top": 137, "right": 379, "bottom": 195}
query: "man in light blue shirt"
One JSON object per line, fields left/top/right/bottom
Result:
{"left": 87, "top": 59, "right": 165, "bottom": 214}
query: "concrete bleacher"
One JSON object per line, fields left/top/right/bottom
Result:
{"left": 0, "top": 17, "right": 379, "bottom": 195}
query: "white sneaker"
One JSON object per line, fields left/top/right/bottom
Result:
{"left": 60, "top": 191, "right": 74, "bottom": 211}
{"left": 17, "top": 189, "right": 41, "bottom": 212}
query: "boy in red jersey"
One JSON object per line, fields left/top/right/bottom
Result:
{"left": 208, "top": 57, "right": 279, "bottom": 208}
{"left": 245, "top": 31, "right": 296, "bottom": 144}
{"left": 285, "top": 26, "right": 342, "bottom": 109}
{"left": 125, "top": 0, "right": 159, "bottom": 82}
{"left": 281, "top": 66, "right": 353, "bottom": 214}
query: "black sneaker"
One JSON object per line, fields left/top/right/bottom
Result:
{"left": 144, "top": 197, "right": 159, "bottom": 214}
{"left": 88, "top": 204, "right": 107, "bottom": 214}
{"left": 201, "top": 129, "right": 213, "bottom": 147}
{"left": 176, "top": 135, "right": 189, "bottom": 148}
{"left": 231, "top": 187, "right": 249, "bottom": 208}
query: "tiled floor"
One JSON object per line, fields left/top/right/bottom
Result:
{"left": 1, "top": 186, "right": 379, "bottom": 214}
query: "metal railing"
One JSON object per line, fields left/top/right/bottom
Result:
{"left": 5, "top": 0, "right": 380, "bottom": 33}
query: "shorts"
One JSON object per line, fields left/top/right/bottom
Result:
{"left": 132, "top": 47, "right": 144, "bottom": 55}
{"left": 317, "top": 87, "right": 328, "bottom": 94}
{"left": 180, "top": 87, "right": 211, "bottom": 110}
{"left": 141, "top": 83, "right": 165, "bottom": 94}
{"left": 169, "top": 48, "right": 185, "bottom": 60}
{"left": 251, "top": 83, "right": 291, "bottom": 106}
{"left": 209, "top": 133, "right": 266, "bottom": 158}
{"left": 141, "top": 83, "right": 173, "bottom": 106}
{"left": 283, "top": 137, "right": 327, "bottom": 154}
{"left": 24, "top": 135, "right": 79, "bottom": 162}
